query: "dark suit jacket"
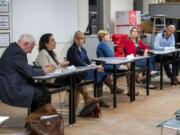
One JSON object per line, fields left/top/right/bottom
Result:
{"left": 66, "top": 43, "right": 91, "bottom": 82}
{"left": 0, "top": 43, "right": 45, "bottom": 107}
{"left": 67, "top": 43, "right": 91, "bottom": 66}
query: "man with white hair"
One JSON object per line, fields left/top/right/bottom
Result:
{"left": 154, "top": 25, "right": 180, "bottom": 83}
{"left": 0, "top": 34, "right": 54, "bottom": 112}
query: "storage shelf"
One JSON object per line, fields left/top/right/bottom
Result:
{"left": 154, "top": 24, "right": 166, "bottom": 27}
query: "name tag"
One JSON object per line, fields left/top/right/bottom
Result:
{"left": 164, "top": 47, "right": 175, "bottom": 51}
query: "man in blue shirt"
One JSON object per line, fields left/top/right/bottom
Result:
{"left": 154, "top": 25, "right": 180, "bottom": 83}
{"left": 154, "top": 25, "right": 175, "bottom": 51}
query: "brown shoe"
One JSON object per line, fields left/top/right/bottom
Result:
{"left": 175, "top": 77, "right": 180, "bottom": 84}
{"left": 104, "top": 77, "right": 124, "bottom": 94}
{"left": 78, "top": 86, "right": 102, "bottom": 105}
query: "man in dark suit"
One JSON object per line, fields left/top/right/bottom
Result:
{"left": 0, "top": 34, "right": 54, "bottom": 112}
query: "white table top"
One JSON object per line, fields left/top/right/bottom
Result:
{"left": 32, "top": 66, "right": 96, "bottom": 80}
{"left": 92, "top": 56, "right": 149, "bottom": 65}
{"left": 149, "top": 49, "right": 180, "bottom": 55}
{"left": 157, "top": 118, "right": 180, "bottom": 130}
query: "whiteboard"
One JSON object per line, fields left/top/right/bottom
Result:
{"left": 12, "top": 0, "right": 78, "bottom": 43}
{"left": 149, "top": 4, "right": 180, "bottom": 18}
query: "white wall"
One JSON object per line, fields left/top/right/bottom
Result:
{"left": 12, "top": 0, "right": 78, "bottom": 43}
{"left": 103, "top": 0, "right": 111, "bottom": 32}
{"left": 103, "top": 0, "right": 133, "bottom": 33}
{"left": 27, "top": 42, "right": 72, "bottom": 64}
{"left": 143, "top": 0, "right": 158, "bottom": 13}
{"left": 77, "top": 0, "right": 88, "bottom": 32}
{"left": 0, "top": 0, "right": 137, "bottom": 63}
{"left": 110, "top": 0, "right": 133, "bottom": 21}
{"left": 0, "top": 0, "right": 79, "bottom": 63}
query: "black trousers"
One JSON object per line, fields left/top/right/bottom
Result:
{"left": 156, "top": 55, "right": 179, "bottom": 78}
{"left": 30, "top": 87, "right": 51, "bottom": 113}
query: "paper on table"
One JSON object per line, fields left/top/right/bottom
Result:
{"left": 48, "top": 66, "right": 76, "bottom": 75}
{"left": 0, "top": 116, "right": 9, "bottom": 125}
{"left": 126, "top": 54, "right": 134, "bottom": 60}
{"left": 48, "top": 68, "right": 62, "bottom": 75}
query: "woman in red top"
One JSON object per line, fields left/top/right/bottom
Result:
{"left": 124, "top": 26, "right": 149, "bottom": 57}
{"left": 124, "top": 26, "right": 156, "bottom": 89}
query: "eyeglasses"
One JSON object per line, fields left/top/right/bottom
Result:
{"left": 75, "top": 37, "right": 85, "bottom": 40}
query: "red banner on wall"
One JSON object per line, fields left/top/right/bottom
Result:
{"left": 129, "top": 10, "right": 137, "bottom": 25}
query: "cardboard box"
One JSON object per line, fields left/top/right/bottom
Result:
{"left": 115, "top": 26, "right": 132, "bottom": 34}
{"left": 115, "top": 25, "right": 140, "bottom": 34}
{"left": 140, "top": 21, "right": 153, "bottom": 33}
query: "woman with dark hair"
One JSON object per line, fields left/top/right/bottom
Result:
{"left": 36, "top": 33, "right": 100, "bottom": 109}
{"left": 36, "top": 33, "right": 68, "bottom": 70}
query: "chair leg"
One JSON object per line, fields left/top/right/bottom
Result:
{"left": 63, "top": 91, "right": 69, "bottom": 106}
{"left": 58, "top": 93, "right": 63, "bottom": 114}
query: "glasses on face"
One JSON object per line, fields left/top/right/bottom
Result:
{"left": 75, "top": 37, "right": 84, "bottom": 40}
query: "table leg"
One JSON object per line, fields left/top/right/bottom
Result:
{"left": 171, "top": 53, "right": 176, "bottom": 85}
{"left": 146, "top": 58, "right": 150, "bottom": 96}
{"left": 113, "top": 65, "right": 117, "bottom": 108}
{"left": 94, "top": 69, "right": 97, "bottom": 97}
{"left": 160, "top": 127, "right": 163, "bottom": 135}
{"left": 42, "top": 80, "right": 47, "bottom": 104}
{"left": 69, "top": 75, "right": 74, "bottom": 125}
{"left": 160, "top": 56, "right": 163, "bottom": 90}
{"left": 130, "top": 61, "right": 135, "bottom": 102}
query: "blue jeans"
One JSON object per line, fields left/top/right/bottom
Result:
{"left": 135, "top": 56, "right": 156, "bottom": 70}
{"left": 85, "top": 69, "right": 105, "bottom": 87}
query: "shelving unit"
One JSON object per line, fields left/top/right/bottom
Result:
{"left": 152, "top": 15, "right": 166, "bottom": 34}
{"left": 149, "top": 3, "right": 180, "bottom": 48}
{"left": 167, "top": 17, "right": 180, "bottom": 48}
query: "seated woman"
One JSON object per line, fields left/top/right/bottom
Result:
{"left": 96, "top": 30, "right": 127, "bottom": 94}
{"left": 67, "top": 31, "right": 111, "bottom": 108}
{"left": 124, "top": 26, "right": 157, "bottom": 90}
{"left": 36, "top": 33, "right": 100, "bottom": 109}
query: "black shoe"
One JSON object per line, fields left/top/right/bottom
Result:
{"left": 111, "top": 88, "right": 124, "bottom": 94}
{"left": 145, "top": 84, "right": 157, "bottom": 89}
{"left": 99, "top": 100, "right": 110, "bottom": 108}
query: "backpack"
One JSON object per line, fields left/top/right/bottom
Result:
{"left": 79, "top": 102, "right": 102, "bottom": 118}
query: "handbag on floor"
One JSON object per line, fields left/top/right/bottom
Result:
{"left": 26, "top": 104, "right": 64, "bottom": 135}
{"left": 79, "top": 102, "right": 102, "bottom": 118}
